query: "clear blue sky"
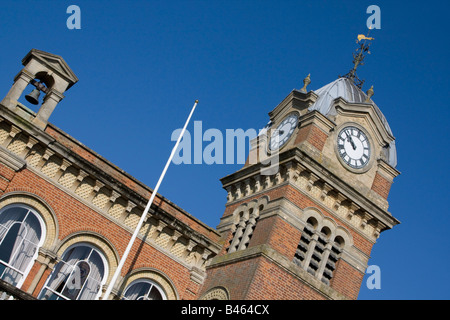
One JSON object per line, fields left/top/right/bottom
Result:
{"left": 0, "top": 0, "right": 448, "bottom": 300}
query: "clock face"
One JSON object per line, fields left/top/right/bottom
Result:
{"left": 269, "top": 113, "right": 298, "bottom": 151}
{"left": 337, "top": 126, "right": 371, "bottom": 169}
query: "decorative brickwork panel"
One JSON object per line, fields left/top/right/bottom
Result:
{"left": 6, "top": 134, "right": 27, "bottom": 155}
{"left": 25, "top": 145, "right": 44, "bottom": 167}
{"left": 75, "top": 178, "right": 95, "bottom": 199}
{"left": 41, "top": 157, "right": 61, "bottom": 179}
{"left": 170, "top": 238, "right": 187, "bottom": 258}
{"left": 0, "top": 123, "right": 10, "bottom": 144}
{"left": 58, "top": 167, "right": 78, "bottom": 189}
{"left": 109, "top": 202, "right": 126, "bottom": 221}
{"left": 124, "top": 212, "right": 140, "bottom": 230}
{"left": 155, "top": 231, "right": 171, "bottom": 249}
{"left": 92, "top": 189, "right": 110, "bottom": 210}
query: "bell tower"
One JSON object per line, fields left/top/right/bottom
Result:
{"left": 200, "top": 34, "right": 400, "bottom": 300}
{"left": 1, "top": 49, "right": 78, "bottom": 129}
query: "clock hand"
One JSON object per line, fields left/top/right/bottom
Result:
{"left": 347, "top": 136, "right": 357, "bottom": 150}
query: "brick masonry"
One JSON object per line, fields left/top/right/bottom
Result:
{"left": 0, "top": 49, "right": 400, "bottom": 301}
{"left": 295, "top": 123, "right": 328, "bottom": 151}
{"left": 202, "top": 181, "right": 373, "bottom": 300}
{"left": 371, "top": 172, "right": 392, "bottom": 199}
{"left": 3, "top": 167, "right": 198, "bottom": 299}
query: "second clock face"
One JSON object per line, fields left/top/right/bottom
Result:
{"left": 269, "top": 113, "right": 298, "bottom": 151}
{"left": 337, "top": 126, "right": 371, "bottom": 169}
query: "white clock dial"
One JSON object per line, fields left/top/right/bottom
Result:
{"left": 269, "top": 113, "right": 298, "bottom": 151}
{"left": 337, "top": 126, "right": 371, "bottom": 169}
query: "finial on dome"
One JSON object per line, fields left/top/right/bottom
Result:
{"left": 300, "top": 74, "right": 311, "bottom": 93}
{"left": 365, "top": 85, "right": 374, "bottom": 102}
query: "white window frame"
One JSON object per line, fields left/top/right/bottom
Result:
{"left": 38, "top": 242, "right": 108, "bottom": 300}
{"left": 122, "top": 278, "right": 167, "bottom": 300}
{"left": 0, "top": 204, "right": 46, "bottom": 289}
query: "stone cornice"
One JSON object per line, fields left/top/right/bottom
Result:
{"left": 268, "top": 89, "right": 318, "bottom": 120}
{"left": 0, "top": 108, "right": 221, "bottom": 274}
{"left": 376, "top": 158, "right": 401, "bottom": 181}
{"left": 220, "top": 147, "right": 400, "bottom": 241}
{"left": 333, "top": 97, "right": 395, "bottom": 145}
{"left": 298, "top": 109, "right": 335, "bottom": 134}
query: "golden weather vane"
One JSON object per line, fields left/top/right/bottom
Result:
{"left": 340, "top": 27, "right": 375, "bottom": 89}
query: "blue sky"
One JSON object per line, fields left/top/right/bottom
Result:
{"left": 0, "top": 0, "right": 449, "bottom": 300}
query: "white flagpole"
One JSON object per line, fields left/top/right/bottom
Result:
{"left": 102, "top": 99, "right": 198, "bottom": 300}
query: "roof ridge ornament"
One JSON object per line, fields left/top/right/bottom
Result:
{"left": 300, "top": 73, "right": 311, "bottom": 93}
{"left": 365, "top": 85, "right": 374, "bottom": 102}
{"left": 340, "top": 27, "right": 374, "bottom": 89}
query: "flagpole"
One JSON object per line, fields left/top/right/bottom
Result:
{"left": 102, "top": 99, "right": 198, "bottom": 300}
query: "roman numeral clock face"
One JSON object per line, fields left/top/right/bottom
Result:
{"left": 337, "top": 126, "right": 371, "bottom": 169}
{"left": 269, "top": 113, "right": 298, "bottom": 151}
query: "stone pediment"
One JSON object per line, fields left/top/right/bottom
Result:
{"left": 22, "top": 49, "right": 78, "bottom": 88}
{"left": 268, "top": 89, "right": 318, "bottom": 122}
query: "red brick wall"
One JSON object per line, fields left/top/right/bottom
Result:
{"left": 246, "top": 256, "right": 326, "bottom": 300}
{"left": 285, "top": 186, "right": 374, "bottom": 257}
{"left": 248, "top": 215, "right": 301, "bottom": 260}
{"left": 202, "top": 256, "right": 327, "bottom": 300}
{"left": 371, "top": 172, "right": 392, "bottom": 199}
{"left": 210, "top": 183, "right": 373, "bottom": 300}
{"left": 295, "top": 123, "right": 328, "bottom": 151}
{"left": 2, "top": 167, "right": 200, "bottom": 299}
{"left": 0, "top": 163, "right": 16, "bottom": 194}
{"left": 330, "top": 259, "right": 364, "bottom": 300}
{"left": 202, "top": 257, "right": 259, "bottom": 300}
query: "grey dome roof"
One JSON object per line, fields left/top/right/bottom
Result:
{"left": 308, "top": 77, "right": 397, "bottom": 167}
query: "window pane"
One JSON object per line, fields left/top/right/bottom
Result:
{"left": 23, "top": 212, "right": 42, "bottom": 241}
{"left": 0, "top": 206, "right": 44, "bottom": 286}
{"left": 148, "top": 286, "right": 163, "bottom": 300}
{"left": 123, "top": 282, "right": 151, "bottom": 300}
{"left": 0, "top": 223, "right": 20, "bottom": 263}
{"left": 0, "top": 207, "right": 28, "bottom": 227}
{"left": 39, "top": 289, "right": 61, "bottom": 300}
{"left": 1, "top": 267, "right": 22, "bottom": 286}
{"left": 63, "top": 245, "right": 91, "bottom": 262}
{"left": 123, "top": 280, "right": 165, "bottom": 300}
{"left": 39, "top": 244, "right": 106, "bottom": 300}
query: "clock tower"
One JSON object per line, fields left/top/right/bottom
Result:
{"left": 199, "top": 37, "right": 400, "bottom": 300}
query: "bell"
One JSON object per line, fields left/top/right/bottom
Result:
{"left": 25, "top": 88, "right": 40, "bottom": 105}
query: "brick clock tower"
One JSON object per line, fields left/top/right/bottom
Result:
{"left": 200, "top": 46, "right": 400, "bottom": 300}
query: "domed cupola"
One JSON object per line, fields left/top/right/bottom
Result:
{"left": 309, "top": 77, "right": 397, "bottom": 168}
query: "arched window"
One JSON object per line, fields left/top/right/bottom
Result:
{"left": 293, "top": 217, "right": 317, "bottom": 267}
{"left": 0, "top": 204, "right": 45, "bottom": 287}
{"left": 122, "top": 279, "right": 166, "bottom": 300}
{"left": 321, "top": 236, "right": 345, "bottom": 285}
{"left": 38, "top": 243, "right": 107, "bottom": 300}
{"left": 294, "top": 216, "right": 347, "bottom": 286}
{"left": 227, "top": 205, "right": 262, "bottom": 253}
